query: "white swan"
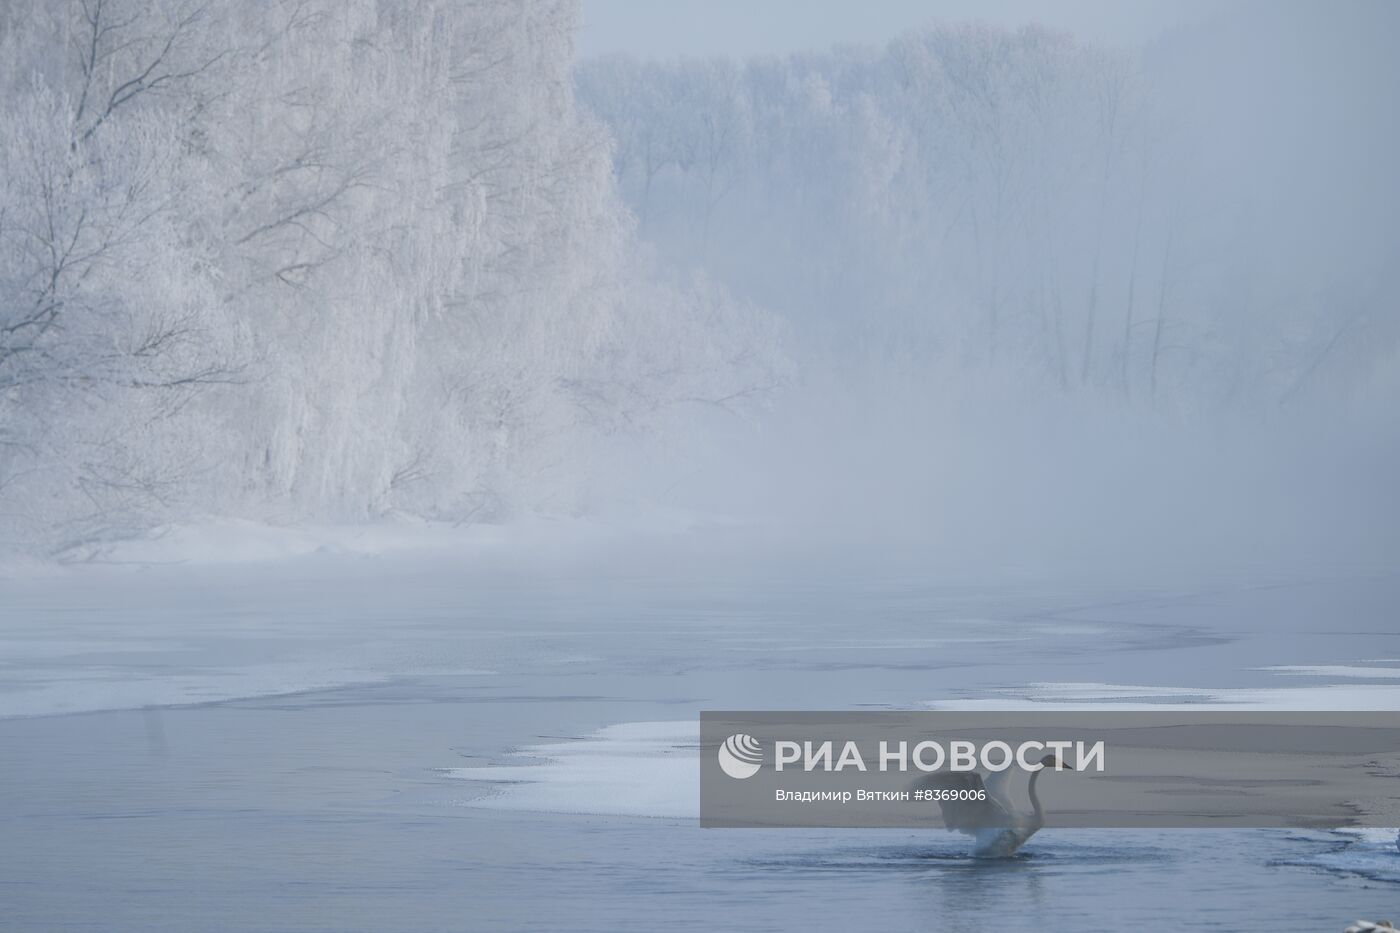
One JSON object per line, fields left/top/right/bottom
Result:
{"left": 915, "top": 754, "right": 1064, "bottom": 858}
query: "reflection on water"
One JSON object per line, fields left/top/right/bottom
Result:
{"left": 720, "top": 832, "right": 1398, "bottom": 931}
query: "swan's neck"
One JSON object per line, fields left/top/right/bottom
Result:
{"left": 1026, "top": 767, "right": 1046, "bottom": 826}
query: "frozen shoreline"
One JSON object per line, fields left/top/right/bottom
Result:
{"left": 3, "top": 520, "right": 1398, "bottom": 723}
{"left": 0, "top": 515, "right": 721, "bottom": 719}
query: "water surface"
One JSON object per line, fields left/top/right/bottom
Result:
{"left": 2, "top": 546, "right": 1397, "bottom": 930}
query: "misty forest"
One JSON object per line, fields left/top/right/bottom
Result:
{"left": 3, "top": 0, "right": 1395, "bottom": 559}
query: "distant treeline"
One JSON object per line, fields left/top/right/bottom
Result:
{"left": 578, "top": 15, "right": 1398, "bottom": 411}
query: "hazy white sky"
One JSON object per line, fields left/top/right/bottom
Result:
{"left": 576, "top": 0, "right": 1230, "bottom": 58}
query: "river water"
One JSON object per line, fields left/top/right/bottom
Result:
{"left": 2, "top": 534, "right": 1398, "bottom": 930}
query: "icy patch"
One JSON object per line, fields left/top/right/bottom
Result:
{"left": 929, "top": 680, "right": 1400, "bottom": 710}
{"left": 1280, "top": 828, "right": 1400, "bottom": 883}
{"left": 73, "top": 509, "right": 739, "bottom": 568}
{"left": 446, "top": 720, "right": 698, "bottom": 819}
{"left": 1259, "top": 665, "right": 1400, "bottom": 679}
{"left": 89, "top": 517, "right": 514, "bottom": 565}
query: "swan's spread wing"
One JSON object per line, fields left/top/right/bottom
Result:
{"left": 914, "top": 772, "right": 1016, "bottom": 835}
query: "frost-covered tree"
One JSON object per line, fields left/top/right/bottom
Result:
{"left": 0, "top": 0, "right": 786, "bottom": 555}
